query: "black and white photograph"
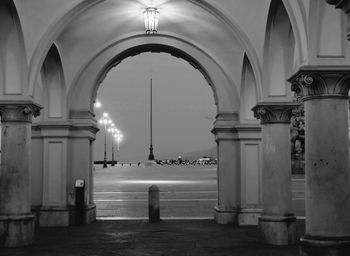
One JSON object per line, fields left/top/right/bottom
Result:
{"left": 0, "top": 0, "right": 349, "bottom": 255}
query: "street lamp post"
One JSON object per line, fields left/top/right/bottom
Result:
{"left": 108, "top": 124, "right": 117, "bottom": 166}
{"left": 148, "top": 77, "right": 155, "bottom": 161}
{"left": 111, "top": 139, "right": 115, "bottom": 166}
{"left": 99, "top": 113, "right": 111, "bottom": 168}
{"left": 114, "top": 130, "right": 123, "bottom": 165}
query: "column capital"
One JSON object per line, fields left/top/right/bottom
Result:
{"left": 288, "top": 67, "right": 350, "bottom": 101}
{"left": 252, "top": 102, "right": 299, "bottom": 124}
{"left": 0, "top": 102, "right": 42, "bottom": 122}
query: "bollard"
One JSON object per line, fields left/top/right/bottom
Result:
{"left": 148, "top": 185, "right": 160, "bottom": 223}
{"left": 75, "top": 179, "right": 85, "bottom": 226}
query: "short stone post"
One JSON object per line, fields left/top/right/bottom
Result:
{"left": 148, "top": 185, "right": 160, "bottom": 223}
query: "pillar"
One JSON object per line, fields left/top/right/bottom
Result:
{"left": 235, "top": 124, "right": 262, "bottom": 225}
{"left": 289, "top": 69, "right": 350, "bottom": 255}
{"left": 212, "top": 113, "right": 240, "bottom": 224}
{"left": 0, "top": 102, "right": 41, "bottom": 247}
{"left": 252, "top": 102, "right": 297, "bottom": 245}
{"left": 34, "top": 124, "right": 70, "bottom": 227}
{"left": 68, "top": 110, "right": 98, "bottom": 225}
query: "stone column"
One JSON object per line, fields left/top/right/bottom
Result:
{"left": 212, "top": 113, "right": 240, "bottom": 224}
{"left": 0, "top": 102, "right": 41, "bottom": 247}
{"left": 289, "top": 69, "right": 350, "bottom": 255}
{"left": 252, "top": 103, "right": 297, "bottom": 245}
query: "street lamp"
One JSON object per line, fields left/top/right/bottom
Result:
{"left": 114, "top": 130, "right": 123, "bottom": 164}
{"left": 94, "top": 99, "right": 102, "bottom": 108}
{"left": 108, "top": 124, "right": 117, "bottom": 166}
{"left": 99, "top": 113, "right": 112, "bottom": 168}
{"left": 144, "top": 7, "right": 159, "bottom": 34}
{"left": 148, "top": 77, "right": 155, "bottom": 161}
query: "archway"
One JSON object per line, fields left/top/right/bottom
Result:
{"left": 40, "top": 34, "right": 250, "bottom": 226}
{"left": 69, "top": 38, "right": 235, "bottom": 221}
{"left": 25, "top": 1, "right": 268, "bottom": 227}
{"left": 93, "top": 52, "right": 217, "bottom": 219}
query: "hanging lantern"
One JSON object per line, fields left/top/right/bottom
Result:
{"left": 144, "top": 7, "right": 159, "bottom": 34}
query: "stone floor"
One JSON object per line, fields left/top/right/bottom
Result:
{"left": 1, "top": 219, "right": 304, "bottom": 256}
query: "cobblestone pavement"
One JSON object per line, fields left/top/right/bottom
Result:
{"left": 0, "top": 219, "right": 304, "bottom": 256}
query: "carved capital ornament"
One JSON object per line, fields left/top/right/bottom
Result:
{"left": 288, "top": 68, "right": 350, "bottom": 101}
{"left": 0, "top": 102, "right": 42, "bottom": 122}
{"left": 252, "top": 103, "right": 299, "bottom": 124}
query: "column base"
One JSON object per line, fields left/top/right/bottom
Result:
{"left": 31, "top": 204, "right": 96, "bottom": 227}
{"left": 214, "top": 206, "right": 238, "bottom": 224}
{"left": 259, "top": 215, "right": 297, "bottom": 245}
{"left": 0, "top": 213, "right": 35, "bottom": 247}
{"left": 300, "top": 235, "right": 350, "bottom": 256}
{"left": 32, "top": 206, "right": 70, "bottom": 227}
{"left": 84, "top": 203, "right": 96, "bottom": 224}
{"left": 238, "top": 208, "right": 262, "bottom": 225}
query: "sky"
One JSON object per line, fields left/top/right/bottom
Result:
{"left": 94, "top": 52, "right": 217, "bottom": 162}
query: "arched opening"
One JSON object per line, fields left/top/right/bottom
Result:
{"left": 93, "top": 52, "right": 217, "bottom": 219}
{"left": 29, "top": 34, "right": 242, "bottom": 226}
{"left": 91, "top": 44, "right": 219, "bottom": 111}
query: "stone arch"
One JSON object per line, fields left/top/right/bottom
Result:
{"left": 239, "top": 54, "right": 258, "bottom": 123}
{"left": 262, "top": 0, "right": 297, "bottom": 100}
{"left": 65, "top": 35, "right": 240, "bottom": 225}
{"left": 39, "top": 43, "right": 67, "bottom": 120}
{"left": 27, "top": 0, "right": 261, "bottom": 105}
{"left": 0, "top": 0, "right": 28, "bottom": 96}
{"left": 68, "top": 35, "right": 239, "bottom": 116}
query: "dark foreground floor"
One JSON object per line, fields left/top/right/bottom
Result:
{"left": 1, "top": 219, "right": 304, "bottom": 256}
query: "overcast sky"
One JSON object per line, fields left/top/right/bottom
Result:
{"left": 94, "top": 52, "right": 217, "bottom": 162}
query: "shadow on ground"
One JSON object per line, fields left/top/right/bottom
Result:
{"left": 1, "top": 219, "right": 305, "bottom": 256}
